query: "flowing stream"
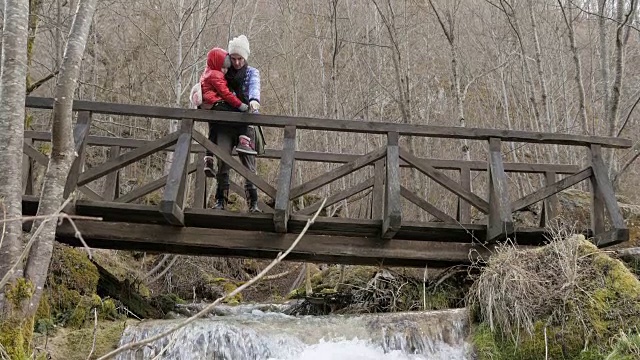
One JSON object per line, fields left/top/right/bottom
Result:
{"left": 115, "top": 305, "right": 471, "bottom": 359}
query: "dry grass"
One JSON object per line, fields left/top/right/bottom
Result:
{"left": 468, "top": 228, "right": 629, "bottom": 345}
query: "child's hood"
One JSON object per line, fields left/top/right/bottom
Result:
{"left": 207, "top": 48, "right": 229, "bottom": 71}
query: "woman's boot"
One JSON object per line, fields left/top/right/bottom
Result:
{"left": 213, "top": 188, "right": 228, "bottom": 210}
{"left": 246, "top": 188, "right": 261, "bottom": 213}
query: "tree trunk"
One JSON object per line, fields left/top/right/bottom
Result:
{"left": 0, "top": 0, "right": 29, "bottom": 311}
{"left": 598, "top": 0, "right": 610, "bottom": 131}
{"left": 558, "top": 1, "right": 589, "bottom": 135}
{"left": 22, "top": 0, "right": 98, "bottom": 318}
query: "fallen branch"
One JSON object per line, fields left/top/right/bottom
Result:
{"left": 98, "top": 198, "right": 328, "bottom": 360}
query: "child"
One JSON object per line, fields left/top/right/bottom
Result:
{"left": 200, "top": 47, "right": 256, "bottom": 177}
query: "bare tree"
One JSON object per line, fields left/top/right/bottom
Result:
{"left": 0, "top": 0, "right": 29, "bottom": 308}
{"left": 21, "top": 0, "right": 98, "bottom": 318}
{"left": 558, "top": 0, "right": 589, "bottom": 134}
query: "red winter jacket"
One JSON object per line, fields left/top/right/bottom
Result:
{"left": 200, "top": 48, "right": 243, "bottom": 108}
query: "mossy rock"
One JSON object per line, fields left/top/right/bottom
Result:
{"left": 37, "top": 244, "right": 121, "bottom": 328}
{"left": 196, "top": 275, "right": 243, "bottom": 304}
{"left": 150, "top": 293, "right": 185, "bottom": 314}
{"left": 471, "top": 236, "right": 640, "bottom": 358}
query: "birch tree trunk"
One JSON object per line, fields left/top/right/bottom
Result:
{"left": 0, "top": 0, "right": 29, "bottom": 310}
{"left": 22, "top": 0, "right": 98, "bottom": 318}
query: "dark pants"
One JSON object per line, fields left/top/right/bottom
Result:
{"left": 207, "top": 102, "right": 257, "bottom": 191}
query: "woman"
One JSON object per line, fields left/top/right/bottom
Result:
{"left": 210, "top": 35, "right": 262, "bottom": 213}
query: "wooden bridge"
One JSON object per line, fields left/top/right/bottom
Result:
{"left": 21, "top": 97, "right": 631, "bottom": 268}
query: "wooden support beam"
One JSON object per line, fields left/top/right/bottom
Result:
{"left": 23, "top": 142, "right": 49, "bottom": 166}
{"left": 456, "top": 166, "right": 471, "bottom": 223}
{"left": 23, "top": 142, "right": 102, "bottom": 201}
{"left": 590, "top": 144, "right": 627, "bottom": 246}
{"left": 382, "top": 132, "right": 401, "bottom": 239}
{"left": 54, "top": 219, "right": 497, "bottom": 268}
{"left": 102, "top": 146, "right": 120, "bottom": 201}
{"left": 160, "top": 120, "right": 194, "bottom": 225}
{"left": 274, "top": 126, "right": 296, "bottom": 232}
{"left": 192, "top": 130, "right": 277, "bottom": 199}
{"left": 116, "top": 162, "right": 197, "bottom": 204}
{"left": 79, "top": 186, "right": 104, "bottom": 201}
{"left": 487, "top": 138, "right": 513, "bottom": 242}
{"left": 64, "top": 111, "right": 93, "bottom": 198}
{"left": 540, "top": 171, "right": 558, "bottom": 227}
{"left": 372, "top": 159, "right": 385, "bottom": 220}
{"left": 297, "top": 177, "right": 374, "bottom": 216}
{"left": 26, "top": 97, "right": 632, "bottom": 148}
{"left": 194, "top": 152, "right": 206, "bottom": 209}
{"left": 399, "top": 149, "right": 490, "bottom": 214}
{"left": 511, "top": 168, "right": 592, "bottom": 213}
{"left": 290, "top": 147, "right": 386, "bottom": 200}
{"left": 22, "top": 138, "right": 34, "bottom": 195}
{"left": 593, "top": 228, "right": 630, "bottom": 248}
{"left": 401, "top": 186, "right": 457, "bottom": 224}
{"left": 78, "top": 132, "right": 180, "bottom": 186}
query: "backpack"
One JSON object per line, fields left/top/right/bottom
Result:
{"left": 189, "top": 82, "right": 203, "bottom": 108}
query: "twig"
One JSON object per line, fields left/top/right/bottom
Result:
{"left": 97, "top": 197, "right": 328, "bottom": 360}
{"left": 0, "top": 197, "right": 74, "bottom": 290}
{"left": 0, "top": 200, "right": 6, "bottom": 257}
{"left": 262, "top": 263, "right": 302, "bottom": 281}
{"left": 87, "top": 308, "right": 98, "bottom": 360}
{"left": 147, "top": 255, "right": 180, "bottom": 284}
{"left": 116, "top": 306, "right": 142, "bottom": 321}
{"left": 61, "top": 214, "right": 95, "bottom": 259}
{"left": 0, "top": 213, "right": 101, "bottom": 223}
{"left": 423, "top": 263, "right": 428, "bottom": 311}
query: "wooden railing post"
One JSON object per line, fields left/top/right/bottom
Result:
{"left": 382, "top": 131, "right": 401, "bottom": 239}
{"left": 539, "top": 171, "right": 557, "bottom": 227}
{"left": 589, "top": 144, "right": 628, "bottom": 246}
{"left": 194, "top": 151, "right": 207, "bottom": 209}
{"left": 487, "top": 137, "right": 513, "bottom": 242}
{"left": 102, "top": 145, "right": 120, "bottom": 201}
{"left": 64, "top": 111, "right": 93, "bottom": 198}
{"left": 456, "top": 165, "right": 471, "bottom": 223}
{"left": 371, "top": 159, "right": 385, "bottom": 220}
{"left": 160, "top": 119, "right": 194, "bottom": 225}
{"left": 274, "top": 126, "right": 296, "bottom": 233}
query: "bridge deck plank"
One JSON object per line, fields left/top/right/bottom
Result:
{"left": 23, "top": 196, "right": 552, "bottom": 250}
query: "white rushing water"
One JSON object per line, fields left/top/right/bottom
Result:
{"left": 116, "top": 306, "right": 472, "bottom": 359}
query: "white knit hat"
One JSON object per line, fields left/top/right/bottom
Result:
{"left": 228, "top": 35, "right": 250, "bottom": 61}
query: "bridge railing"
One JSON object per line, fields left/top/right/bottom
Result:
{"left": 23, "top": 97, "right": 632, "bottom": 246}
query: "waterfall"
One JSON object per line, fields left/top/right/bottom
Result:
{"left": 116, "top": 306, "right": 471, "bottom": 359}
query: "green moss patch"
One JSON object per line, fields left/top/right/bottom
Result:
{"left": 32, "top": 320, "right": 135, "bottom": 360}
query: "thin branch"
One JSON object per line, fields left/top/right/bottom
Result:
{"left": 612, "top": 141, "right": 640, "bottom": 186}
{"left": 98, "top": 198, "right": 328, "bottom": 360}
{"left": 147, "top": 255, "right": 180, "bottom": 284}
{"left": 26, "top": 71, "right": 60, "bottom": 94}
{"left": 0, "top": 201, "right": 6, "bottom": 257}
{"left": 0, "top": 197, "right": 74, "bottom": 290}
{"left": 568, "top": 0, "right": 640, "bottom": 33}
{"left": 616, "top": 90, "right": 640, "bottom": 137}
{"left": 144, "top": 254, "right": 174, "bottom": 279}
